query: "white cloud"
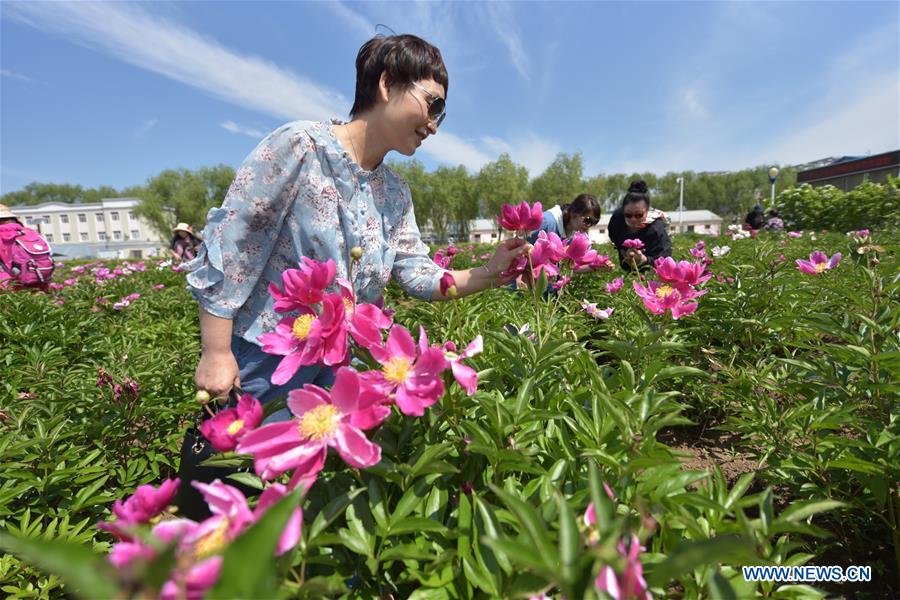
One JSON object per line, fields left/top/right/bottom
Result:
{"left": 677, "top": 88, "right": 709, "bottom": 119}
{"left": 1, "top": 68, "right": 34, "bottom": 83}
{"left": 221, "top": 120, "right": 266, "bottom": 140}
{"left": 322, "top": 1, "right": 375, "bottom": 39}
{"left": 759, "top": 71, "right": 900, "bottom": 165}
{"left": 133, "top": 118, "right": 158, "bottom": 139}
{"left": 476, "top": 3, "right": 530, "bottom": 83}
{"left": 3, "top": 2, "right": 347, "bottom": 121}
{"left": 421, "top": 132, "right": 493, "bottom": 172}
{"left": 482, "top": 134, "right": 560, "bottom": 177}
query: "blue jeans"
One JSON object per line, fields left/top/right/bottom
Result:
{"left": 231, "top": 336, "right": 336, "bottom": 423}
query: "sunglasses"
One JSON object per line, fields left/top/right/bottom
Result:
{"left": 410, "top": 82, "right": 446, "bottom": 128}
{"left": 580, "top": 215, "right": 599, "bottom": 226}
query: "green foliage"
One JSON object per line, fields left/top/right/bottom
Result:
{"left": 778, "top": 178, "right": 900, "bottom": 231}
{"left": 1, "top": 228, "right": 898, "bottom": 597}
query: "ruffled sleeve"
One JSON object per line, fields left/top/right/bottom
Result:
{"left": 386, "top": 179, "right": 443, "bottom": 301}
{"left": 185, "top": 124, "right": 311, "bottom": 318}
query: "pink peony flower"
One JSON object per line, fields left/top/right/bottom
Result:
{"left": 796, "top": 251, "right": 841, "bottom": 275}
{"left": 852, "top": 228, "right": 870, "bottom": 242}
{"left": 590, "top": 254, "right": 615, "bottom": 271}
{"left": 439, "top": 272, "right": 458, "bottom": 297}
{"left": 594, "top": 534, "right": 652, "bottom": 600}
{"left": 366, "top": 325, "right": 449, "bottom": 416}
{"left": 788, "top": 231, "right": 802, "bottom": 238}
{"left": 433, "top": 248, "right": 452, "bottom": 269}
{"left": 653, "top": 257, "right": 711, "bottom": 291}
{"left": 98, "top": 478, "right": 180, "bottom": 540}
{"left": 622, "top": 239, "right": 645, "bottom": 250}
{"left": 199, "top": 394, "right": 264, "bottom": 452}
{"left": 552, "top": 276, "right": 572, "bottom": 291}
{"left": 258, "top": 294, "right": 349, "bottom": 384}
{"left": 564, "top": 232, "right": 600, "bottom": 270}
{"left": 336, "top": 279, "right": 393, "bottom": 350}
{"left": 159, "top": 556, "right": 223, "bottom": 600}
{"left": 497, "top": 201, "right": 543, "bottom": 232}
{"left": 633, "top": 280, "right": 705, "bottom": 320}
{"left": 154, "top": 284, "right": 166, "bottom": 290}
{"left": 237, "top": 368, "right": 384, "bottom": 487}
{"left": 268, "top": 257, "right": 336, "bottom": 313}
{"left": 439, "top": 334, "right": 483, "bottom": 396}
{"left": 606, "top": 278, "right": 624, "bottom": 294}
{"left": 581, "top": 300, "right": 614, "bottom": 320}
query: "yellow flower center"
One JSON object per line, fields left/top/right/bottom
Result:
{"left": 655, "top": 284, "right": 674, "bottom": 298}
{"left": 343, "top": 297, "right": 355, "bottom": 318}
{"left": 226, "top": 419, "right": 245, "bottom": 436}
{"left": 298, "top": 404, "right": 340, "bottom": 441}
{"left": 814, "top": 262, "right": 828, "bottom": 273}
{"left": 383, "top": 357, "right": 413, "bottom": 384}
{"left": 194, "top": 518, "right": 230, "bottom": 559}
{"left": 292, "top": 314, "right": 316, "bottom": 340}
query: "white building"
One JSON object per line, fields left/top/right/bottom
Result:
{"left": 464, "top": 210, "right": 722, "bottom": 245}
{"left": 10, "top": 198, "right": 170, "bottom": 260}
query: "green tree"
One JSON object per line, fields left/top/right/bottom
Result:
{"left": 132, "top": 165, "right": 235, "bottom": 238}
{"left": 477, "top": 153, "right": 529, "bottom": 226}
{"left": 1, "top": 183, "right": 120, "bottom": 206}
{"left": 529, "top": 152, "right": 583, "bottom": 207}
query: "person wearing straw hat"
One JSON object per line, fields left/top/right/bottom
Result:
{"left": 170, "top": 222, "right": 202, "bottom": 263}
{"left": 0, "top": 203, "right": 23, "bottom": 226}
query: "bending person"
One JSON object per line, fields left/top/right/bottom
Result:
{"left": 607, "top": 180, "right": 671, "bottom": 271}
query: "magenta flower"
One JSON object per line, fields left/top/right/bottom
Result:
{"left": 633, "top": 280, "right": 705, "bottom": 320}
{"left": 268, "top": 257, "right": 336, "bottom": 313}
{"left": 564, "top": 232, "right": 600, "bottom": 270}
{"left": 590, "top": 254, "right": 615, "bottom": 271}
{"left": 98, "top": 478, "right": 180, "bottom": 540}
{"left": 653, "top": 257, "right": 711, "bottom": 291}
{"left": 852, "top": 228, "right": 870, "bottom": 242}
{"left": 258, "top": 294, "right": 350, "bottom": 384}
{"left": 497, "top": 201, "right": 543, "bottom": 232}
{"left": 788, "top": 231, "right": 803, "bottom": 238}
{"left": 552, "top": 276, "right": 572, "bottom": 291}
{"left": 796, "top": 251, "right": 841, "bottom": 275}
{"left": 694, "top": 241, "right": 705, "bottom": 250}
{"left": 594, "top": 535, "right": 652, "bottom": 600}
{"left": 622, "top": 239, "right": 644, "bottom": 250}
{"left": 436, "top": 333, "right": 483, "bottom": 396}
{"left": 336, "top": 279, "right": 393, "bottom": 350}
{"left": 433, "top": 248, "right": 452, "bottom": 269}
{"left": 528, "top": 231, "right": 564, "bottom": 279}
{"left": 606, "top": 278, "right": 624, "bottom": 294}
{"left": 199, "top": 393, "right": 264, "bottom": 452}
{"left": 366, "top": 325, "right": 449, "bottom": 416}
{"left": 159, "top": 557, "right": 223, "bottom": 600}
{"left": 439, "top": 272, "right": 458, "bottom": 297}
{"left": 581, "top": 301, "right": 614, "bottom": 320}
{"left": 236, "top": 367, "right": 383, "bottom": 487}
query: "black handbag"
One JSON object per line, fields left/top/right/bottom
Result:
{"left": 174, "top": 389, "right": 260, "bottom": 521}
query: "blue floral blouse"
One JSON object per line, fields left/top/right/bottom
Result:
{"left": 185, "top": 120, "right": 443, "bottom": 346}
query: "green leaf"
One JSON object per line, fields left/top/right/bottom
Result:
{"left": 0, "top": 532, "right": 119, "bottom": 599}
{"left": 308, "top": 487, "right": 366, "bottom": 540}
{"left": 778, "top": 500, "right": 845, "bottom": 523}
{"left": 207, "top": 486, "right": 303, "bottom": 599}
{"left": 646, "top": 536, "right": 755, "bottom": 587}
{"left": 388, "top": 516, "right": 448, "bottom": 536}
{"left": 708, "top": 567, "right": 738, "bottom": 600}
{"left": 490, "top": 485, "right": 556, "bottom": 573}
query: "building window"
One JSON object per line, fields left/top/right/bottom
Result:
{"left": 25, "top": 216, "right": 34, "bottom": 225}
{"left": 80, "top": 232, "right": 88, "bottom": 241}
{"left": 130, "top": 250, "right": 143, "bottom": 259}
{"left": 128, "top": 211, "right": 136, "bottom": 220}
{"left": 131, "top": 229, "right": 140, "bottom": 239}
{"left": 78, "top": 213, "right": 87, "bottom": 223}
{"left": 113, "top": 231, "right": 122, "bottom": 240}
{"left": 96, "top": 213, "right": 104, "bottom": 223}
{"left": 63, "top": 233, "right": 71, "bottom": 242}
{"left": 98, "top": 232, "right": 107, "bottom": 241}
{"left": 687, "top": 225, "right": 695, "bottom": 232}
{"left": 45, "top": 234, "right": 54, "bottom": 242}
{"left": 60, "top": 214, "right": 69, "bottom": 224}
{"left": 111, "top": 211, "right": 120, "bottom": 221}
{"left": 42, "top": 215, "right": 51, "bottom": 224}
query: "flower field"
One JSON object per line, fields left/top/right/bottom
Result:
{"left": 0, "top": 225, "right": 897, "bottom": 599}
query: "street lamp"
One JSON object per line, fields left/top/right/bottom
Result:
{"left": 676, "top": 176, "right": 685, "bottom": 232}
{"left": 768, "top": 166, "right": 779, "bottom": 208}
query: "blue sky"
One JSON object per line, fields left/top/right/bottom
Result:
{"left": 1, "top": 1, "right": 898, "bottom": 195}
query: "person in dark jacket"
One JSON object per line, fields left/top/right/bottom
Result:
{"left": 744, "top": 204, "right": 765, "bottom": 230}
{"left": 607, "top": 180, "right": 672, "bottom": 271}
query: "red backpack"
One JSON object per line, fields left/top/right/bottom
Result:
{"left": 0, "top": 224, "right": 55, "bottom": 290}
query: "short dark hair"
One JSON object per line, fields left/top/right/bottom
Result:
{"left": 562, "top": 193, "right": 601, "bottom": 225}
{"left": 350, "top": 34, "right": 449, "bottom": 118}
{"left": 622, "top": 180, "right": 650, "bottom": 209}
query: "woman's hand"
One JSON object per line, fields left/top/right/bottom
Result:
{"left": 487, "top": 237, "right": 531, "bottom": 283}
{"left": 195, "top": 349, "right": 240, "bottom": 403}
{"left": 625, "top": 249, "right": 647, "bottom": 265}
